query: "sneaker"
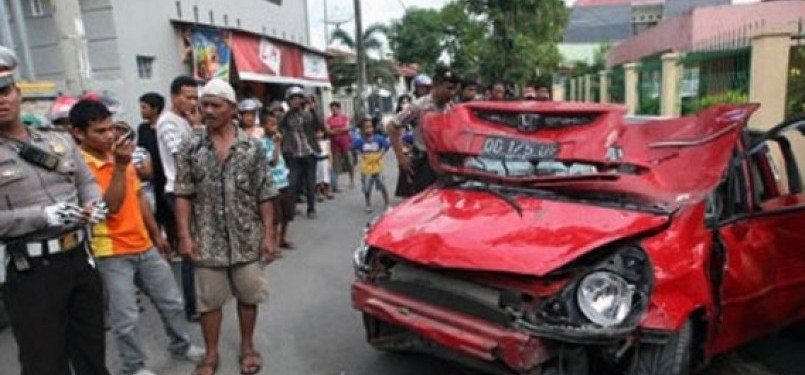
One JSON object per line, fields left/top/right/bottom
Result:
{"left": 132, "top": 369, "right": 158, "bottom": 375}
{"left": 174, "top": 344, "right": 205, "bottom": 363}
{"left": 307, "top": 211, "right": 317, "bottom": 219}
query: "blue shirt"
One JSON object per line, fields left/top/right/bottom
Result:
{"left": 261, "top": 137, "right": 290, "bottom": 189}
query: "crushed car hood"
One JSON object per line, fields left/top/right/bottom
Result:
{"left": 366, "top": 188, "right": 668, "bottom": 276}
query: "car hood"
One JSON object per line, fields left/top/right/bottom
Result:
{"left": 366, "top": 188, "right": 669, "bottom": 277}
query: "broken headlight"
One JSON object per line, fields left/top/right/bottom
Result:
{"left": 576, "top": 271, "right": 635, "bottom": 327}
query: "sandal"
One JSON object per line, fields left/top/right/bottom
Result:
{"left": 240, "top": 350, "right": 263, "bottom": 375}
{"left": 280, "top": 240, "right": 295, "bottom": 250}
{"left": 193, "top": 359, "right": 219, "bottom": 375}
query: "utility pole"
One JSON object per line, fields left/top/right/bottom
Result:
{"left": 53, "top": 0, "right": 90, "bottom": 93}
{"left": 0, "top": 0, "right": 16, "bottom": 53}
{"left": 8, "top": 0, "right": 34, "bottom": 79}
{"left": 353, "top": 0, "right": 366, "bottom": 118}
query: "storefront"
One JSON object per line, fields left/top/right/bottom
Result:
{"left": 179, "top": 24, "right": 331, "bottom": 110}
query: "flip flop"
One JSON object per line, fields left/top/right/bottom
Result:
{"left": 240, "top": 351, "right": 262, "bottom": 375}
{"left": 193, "top": 359, "right": 219, "bottom": 375}
{"left": 280, "top": 240, "right": 295, "bottom": 250}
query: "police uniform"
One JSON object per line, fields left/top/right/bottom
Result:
{"left": 0, "top": 47, "right": 110, "bottom": 375}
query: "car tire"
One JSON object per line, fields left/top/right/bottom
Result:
{"left": 627, "top": 320, "right": 693, "bottom": 375}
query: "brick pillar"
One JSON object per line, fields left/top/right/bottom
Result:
{"left": 624, "top": 62, "right": 639, "bottom": 116}
{"left": 749, "top": 26, "right": 793, "bottom": 130}
{"left": 660, "top": 53, "right": 682, "bottom": 117}
{"left": 584, "top": 74, "right": 593, "bottom": 102}
{"left": 569, "top": 78, "right": 577, "bottom": 101}
{"left": 599, "top": 70, "right": 609, "bottom": 104}
{"left": 552, "top": 83, "right": 565, "bottom": 101}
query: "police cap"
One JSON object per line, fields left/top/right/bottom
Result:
{"left": 0, "top": 46, "right": 18, "bottom": 89}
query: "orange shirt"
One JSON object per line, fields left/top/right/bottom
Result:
{"left": 81, "top": 151, "right": 152, "bottom": 257}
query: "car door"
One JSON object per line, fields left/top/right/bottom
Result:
{"left": 710, "top": 118, "right": 805, "bottom": 355}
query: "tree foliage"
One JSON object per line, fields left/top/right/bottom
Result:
{"left": 386, "top": 8, "right": 445, "bottom": 74}
{"left": 328, "top": 24, "right": 396, "bottom": 90}
{"left": 385, "top": 0, "right": 568, "bottom": 86}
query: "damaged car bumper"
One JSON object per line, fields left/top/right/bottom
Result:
{"left": 352, "top": 281, "right": 551, "bottom": 372}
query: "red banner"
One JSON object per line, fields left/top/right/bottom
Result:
{"left": 231, "top": 32, "right": 329, "bottom": 86}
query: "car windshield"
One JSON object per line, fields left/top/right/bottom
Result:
{"left": 446, "top": 176, "right": 671, "bottom": 215}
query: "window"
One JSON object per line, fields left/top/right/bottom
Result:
{"left": 175, "top": 1, "right": 182, "bottom": 19}
{"left": 223, "top": 14, "right": 228, "bottom": 26}
{"left": 29, "top": 0, "right": 45, "bottom": 17}
{"left": 136, "top": 56, "right": 154, "bottom": 79}
{"left": 209, "top": 10, "right": 214, "bottom": 24}
{"left": 267, "top": 0, "right": 282, "bottom": 5}
{"left": 748, "top": 126, "right": 805, "bottom": 208}
{"left": 193, "top": 6, "right": 199, "bottom": 22}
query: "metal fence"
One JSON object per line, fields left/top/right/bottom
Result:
{"left": 788, "top": 18, "right": 805, "bottom": 117}
{"left": 608, "top": 67, "right": 625, "bottom": 104}
{"left": 637, "top": 56, "right": 662, "bottom": 115}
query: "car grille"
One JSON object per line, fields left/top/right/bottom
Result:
{"left": 376, "top": 262, "right": 512, "bottom": 326}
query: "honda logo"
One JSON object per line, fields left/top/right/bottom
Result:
{"left": 517, "top": 114, "right": 542, "bottom": 133}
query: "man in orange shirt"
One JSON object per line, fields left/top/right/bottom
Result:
{"left": 70, "top": 100, "right": 204, "bottom": 375}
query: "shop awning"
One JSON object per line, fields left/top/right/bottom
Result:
{"left": 231, "top": 32, "right": 331, "bottom": 88}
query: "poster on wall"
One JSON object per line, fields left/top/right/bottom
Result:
{"left": 303, "top": 52, "right": 329, "bottom": 81}
{"left": 191, "top": 27, "right": 232, "bottom": 81}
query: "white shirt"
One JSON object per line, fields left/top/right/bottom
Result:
{"left": 156, "top": 111, "right": 191, "bottom": 193}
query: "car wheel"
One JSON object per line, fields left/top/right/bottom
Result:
{"left": 627, "top": 320, "right": 693, "bottom": 375}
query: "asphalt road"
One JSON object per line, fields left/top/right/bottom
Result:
{"left": 1, "top": 161, "right": 803, "bottom": 375}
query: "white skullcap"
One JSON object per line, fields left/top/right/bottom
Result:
{"left": 201, "top": 78, "right": 236, "bottom": 104}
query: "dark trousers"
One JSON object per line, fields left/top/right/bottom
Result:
{"left": 287, "top": 154, "right": 317, "bottom": 214}
{"left": 411, "top": 151, "right": 437, "bottom": 194}
{"left": 165, "top": 192, "right": 197, "bottom": 317}
{"left": 3, "top": 245, "right": 110, "bottom": 375}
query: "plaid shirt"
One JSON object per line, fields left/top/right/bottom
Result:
{"left": 174, "top": 126, "right": 277, "bottom": 267}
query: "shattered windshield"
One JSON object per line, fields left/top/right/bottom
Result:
{"left": 446, "top": 176, "right": 671, "bottom": 215}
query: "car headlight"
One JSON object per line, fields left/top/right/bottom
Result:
{"left": 576, "top": 271, "right": 635, "bottom": 327}
{"left": 353, "top": 240, "right": 371, "bottom": 279}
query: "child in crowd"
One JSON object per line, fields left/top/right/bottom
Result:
{"left": 261, "top": 112, "right": 295, "bottom": 249}
{"left": 315, "top": 129, "right": 333, "bottom": 201}
{"left": 352, "top": 118, "right": 390, "bottom": 213}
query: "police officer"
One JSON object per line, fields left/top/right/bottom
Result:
{"left": 0, "top": 46, "right": 111, "bottom": 375}
{"left": 387, "top": 65, "right": 460, "bottom": 195}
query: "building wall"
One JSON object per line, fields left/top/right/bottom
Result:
{"left": 607, "top": 1, "right": 805, "bottom": 67}
{"left": 106, "top": 0, "right": 313, "bottom": 124}
{"left": 2, "top": 0, "right": 313, "bottom": 124}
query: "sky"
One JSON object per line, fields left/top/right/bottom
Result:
{"left": 307, "top": 0, "right": 451, "bottom": 52}
{"left": 306, "top": 0, "right": 761, "bottom": 51}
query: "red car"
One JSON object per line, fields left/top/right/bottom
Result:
{"left": 351, "top": 102, "right": 805, "bottom": 374}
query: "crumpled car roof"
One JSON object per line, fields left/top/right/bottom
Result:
{"left": 421, "top": 102, "right": 758, "bottom": 211}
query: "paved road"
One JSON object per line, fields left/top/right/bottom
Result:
{"left": 1, "top": 162, "right": 803, "bottom": 375}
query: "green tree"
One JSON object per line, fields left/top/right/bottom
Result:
{"left": 329, "top": 24, "right": 388, "bottom": 56}
{"left": 459, "top": 0, "right": 569, "bottom": 85}
{"left": 386, "top": 8, "right": 446, "bottom": 74}
{"left": 327, "top": 24, "right": 396, "bottom": 90}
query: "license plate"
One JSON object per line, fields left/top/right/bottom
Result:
{"left": 480, "top": 136, "right": 559, "bottom": 160}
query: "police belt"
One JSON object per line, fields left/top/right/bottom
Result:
{"left": 22, "top": 229, "right": 85, "bottom": 257}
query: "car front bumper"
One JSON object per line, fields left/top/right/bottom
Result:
{"left": 352, "top": 281, "right": 551, "bottom": 372}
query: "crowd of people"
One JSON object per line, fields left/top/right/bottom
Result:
{"left": 0, "top": 37, "right": 554, "bottom": 375}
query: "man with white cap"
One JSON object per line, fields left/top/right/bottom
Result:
{"left": 0, "top": 46, "right": 110, "bottom": 374}
{"left": 174, "top": 78, "right": 278, "bottom": 375}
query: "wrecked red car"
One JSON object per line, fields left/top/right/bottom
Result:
{"left": 351, "top": 101, "right": 805, "bottom": 374}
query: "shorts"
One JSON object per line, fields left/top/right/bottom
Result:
{"left": 361, "top": 173, "right": 386, "bottom": 194}
{"left": 332, "top": 150, "right": 353, "bottom": 173}
{"left": 194, "top": 262, "right": 269, "bottom": 312}
{"left": 273, "top": 187, "right": 295, "bottom": 225}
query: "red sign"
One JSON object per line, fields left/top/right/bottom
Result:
{"left": 231, "top": 32, "right": 329, "bottom": 86}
